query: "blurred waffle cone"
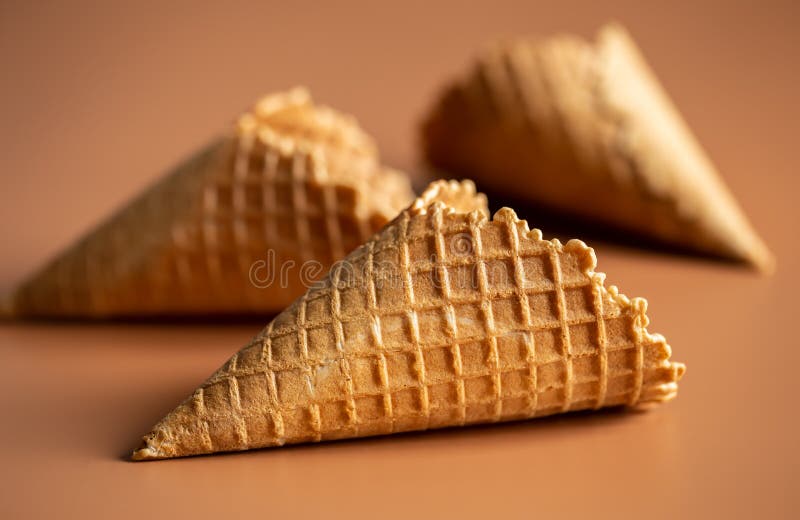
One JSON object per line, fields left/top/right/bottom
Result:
{"left": 422, "top": 23, "right": 773, "bottom": 272}
{"left": 133, "top": 180, "right": 684, "bottom": 460}
{"left": 5, "top": 87, "right": 414, "bottom": 318}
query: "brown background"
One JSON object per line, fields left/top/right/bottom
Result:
{"left": 1, "top": 0, "right": 797, "bottom": 517}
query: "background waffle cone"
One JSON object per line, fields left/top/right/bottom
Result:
{"left": 5, "top": 87, "right": 414, "bottom": 318}
{"left": 421, "top": 23, "right": 773, "bottom": 272}
{"left": 133, "top": 180, "right": 684, "bottom": 460}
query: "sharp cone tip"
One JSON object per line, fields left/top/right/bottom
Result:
{"left": 131, "top": 438, "right": 162, "bottom": 462}
{"left": 750, "top": 246, "right": 776, "bottom": 276}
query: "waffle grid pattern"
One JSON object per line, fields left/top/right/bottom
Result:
{"left": 184, "top": 204, "right": 673, "bottom": 452}
{"left": 13, "top": 91, "right": 412, "bottom": 316}
{"left": 423, "top": 27, "right": 773, "bottom": 272}
{"left": 182, "top": 133, "right": 375, "bottom": 301}
{"left": 38, "top": 143, "right": 220, "bottom": 314}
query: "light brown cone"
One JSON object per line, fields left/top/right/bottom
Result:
{"left": 132, "top": 180, "right": 685, "bottom": 460}
{"left": 5, "top": 87, "right": 414, "bottom": 318}
{"left": 421, "top": 23, "right": 773, "bottom": 272}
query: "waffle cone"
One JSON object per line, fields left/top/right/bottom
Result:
{"left": 133, "top": 180, "right": 685, "bottom": 460}
{"left": 6, "top": 88, "right": 414, "bottom": 318}
{"left": 422, "top": 23, "right": 773, "bottom": 272}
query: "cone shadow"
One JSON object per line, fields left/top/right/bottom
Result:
{"left": 122, "top": 406, "right": 638, "bottom": 463}
{"left": 2, "top": 312, "right": 277, "bottom": 327}
{"left": 477, "top": 185, "right": 749, "bottom": 268}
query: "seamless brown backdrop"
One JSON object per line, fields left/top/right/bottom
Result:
{"left": 0, "top": 1, "right": 797, "bottom": 518}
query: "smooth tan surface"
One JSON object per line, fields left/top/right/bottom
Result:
{"left": 0, "top": 1, "right": 797, "bottom": 518}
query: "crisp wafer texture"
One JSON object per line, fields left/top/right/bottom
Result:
{"left": 5, "top": 87, "right": 414, "bottom": 317}
{"left": 422, "top": 23, "right": 773, "bottom": 272}
{"left": 132, "top": 180, "right": 685, "bottom": 460}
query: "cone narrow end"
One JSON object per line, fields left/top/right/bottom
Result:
{"left": 130, "top": 438, "right": 163, "bottom": 462}
{"left": 749, "top": 246, "right": 776, "bottom": 276}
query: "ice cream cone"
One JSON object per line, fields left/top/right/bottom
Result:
{"left": 421, "top": 23, "right": 773, "bottom": 272}
{"left": 5, "top": 87, "right": 414, "bottom": 318}
{"left": 132, "top": 179, "right": 684, "bottom": 460}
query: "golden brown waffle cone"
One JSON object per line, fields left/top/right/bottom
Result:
{"left": 132, "top": 180, "right": 684, "bottom": 460}
{"left": 422, "top": 23, "right": 773, "bottom": 272}
{"left": 5, "top": 87, "right": 414, "bottom": 318}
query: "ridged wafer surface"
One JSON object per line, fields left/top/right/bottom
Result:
{"left": 422, "top": 24, "right": 773, "bottom": 271}
{"left": 7, "top": 88, "right": 414, "bottom": 317}
{"left": 133, "top": 180, "right": 684, "bottom": 460}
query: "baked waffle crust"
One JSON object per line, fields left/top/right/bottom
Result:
{"left": 6, "top": 88, "right": 413, "bottom": 317}
{"left": 133, "top": 180, "right": 684, "bottom": 460}
{"left": 421, "top": 24, "right": 773, "bottom": 271}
